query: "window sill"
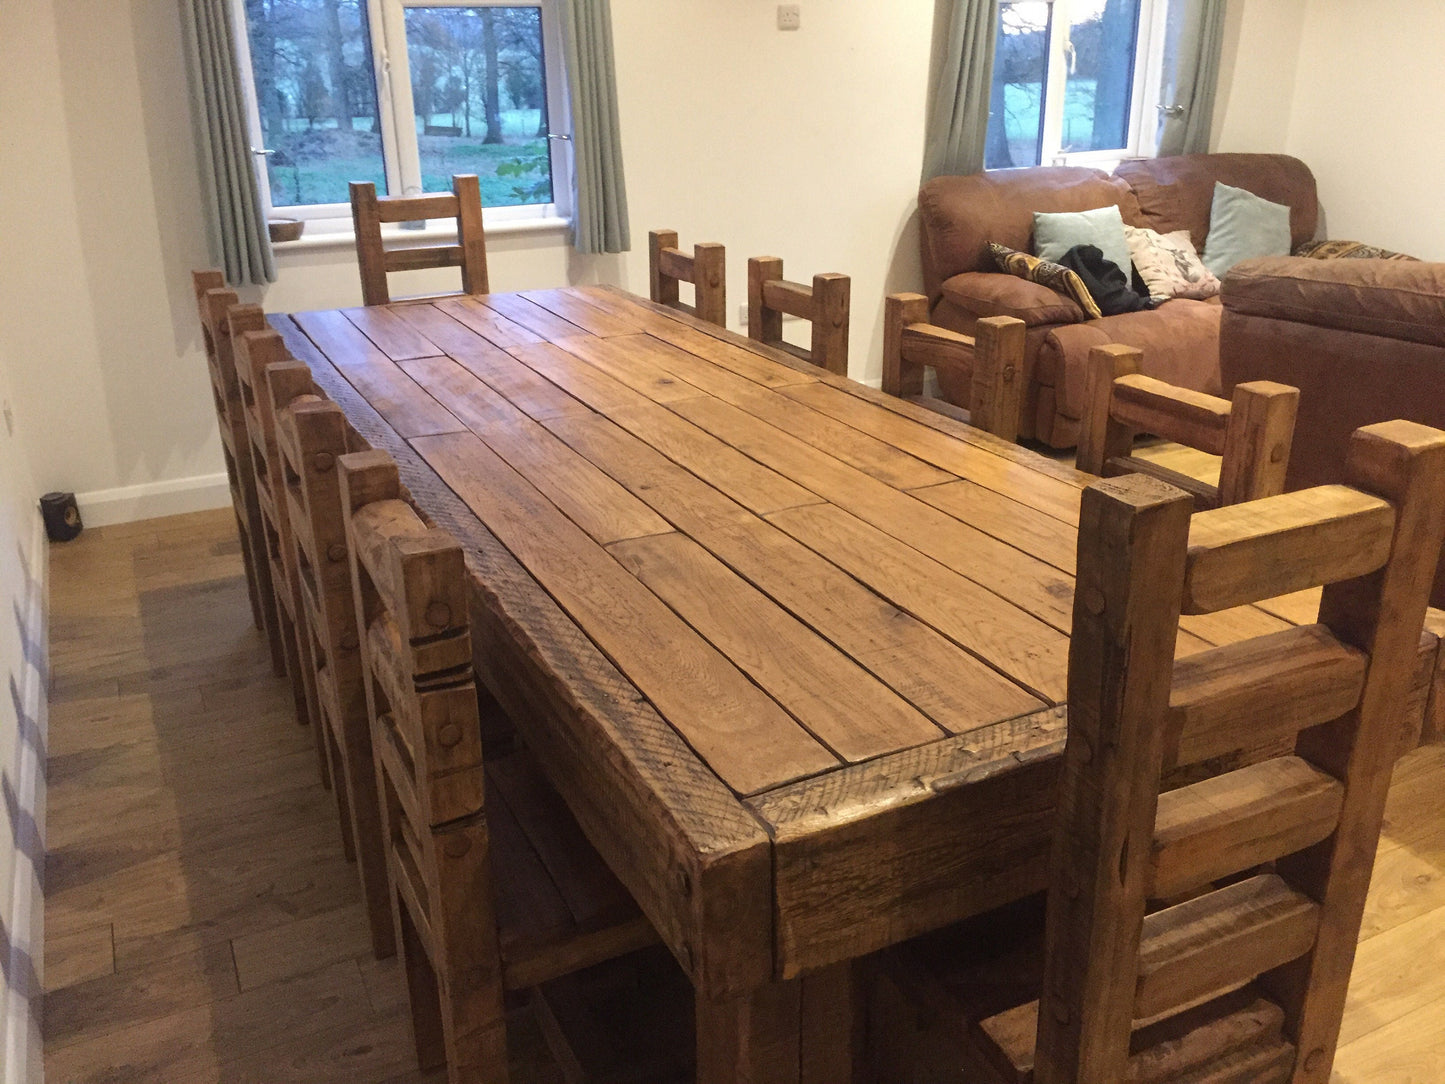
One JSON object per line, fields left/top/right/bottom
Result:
{"left": 270, "top": 214, "right": 571, "bottom": 254}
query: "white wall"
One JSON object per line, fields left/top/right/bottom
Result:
{"left": 1282, "top": 0, "right": 1445, "bottom": 260}
{"left": 0, "top": 334, "right": 46, "bottom": 1084}
{"left": 1212, "top": 0, "right": 1309, "bottom": 152}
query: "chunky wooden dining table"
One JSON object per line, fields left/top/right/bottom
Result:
{"left": 270, "top": 285, "right": 1445, "bottom": 1082}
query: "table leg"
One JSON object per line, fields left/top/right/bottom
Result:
{"left": 696, "top": 963, "right": 861, "bottom": 1084}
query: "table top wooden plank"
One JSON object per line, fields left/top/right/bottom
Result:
{"left": 911, "top": 478, "right": 1079, "bottom": 576}
{"left": 669, "top": 395, "right": 1079, "bottom": 634}
{"left": 766, "top": 502, "right": 1071, "bottom": 705}
{"left": 608, "top": 531, "right": 949, "bottom": 762}
{"left": 508, "top": 346, "right": 821, "bottom": 519}
{"left": 477, "top": 292, "right": 596, "bottom": 341}
{"left": 1254, "top": 588, "right": 1323, "bottom": 626}
{"left": 696, "top": 519, "right": 1047, "bottom": 732}
{"left": 410, "top": 429, "right": 841, "bottom": 796}
{"left": 513, "top": 336, "right": 706, "bottom": 408}
{"left": 687, "top": 377, "right": 956, "bottom": 491}
{"left": 778, "top": 381, "right": 1086, "bottom": 524}
{"left": 272, "top": 312, "right": 776, "bottom": 998}
{"left": 540, "top": 411, "right": 1046, "bottom": 732}
{"left": 341, "top": 304, "right": 445, "bottom": 361}
{"left": 291, "top": 309, "right": 462, "bottom": 439}
{"left": 396, "top": 355, "right": 672, "bottom": 547}
{"left": 1178, "top": 604, "right": 1296, "bottom": 648}
{"left": 574, "top": 286, "right": 818, "bottom": 390}
{"left": 436, "top": 296, "right": 546, "bottom": 347}
{"left": 518, "top": 288, "right": 647, "bottom": 338}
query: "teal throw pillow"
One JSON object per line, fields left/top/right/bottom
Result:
{"left": 1202, "top": 182, "right": 1292, "bottom": 278}
{"left": 1032, "top": 205, "right": 1132, "bottom": 280}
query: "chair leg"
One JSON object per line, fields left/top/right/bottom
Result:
{"left": 339, "top": 717, "right": 396, "bottom": 959}
{"left": 399, "top": 903, "right": 448, "bottom": 1072}
{"left": 326, "top": 724, "right": 355, "bottom": 861}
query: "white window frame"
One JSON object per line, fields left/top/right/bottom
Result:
{"left": 234, "top": 0, "right": 572, "bottom": 228}
{"left": 996, "top": 0, "right": 1170, "bottom": 170}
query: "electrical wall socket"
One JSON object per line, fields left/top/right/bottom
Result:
{"left": 777, "top": 4, "right": 800, "bottom": 31}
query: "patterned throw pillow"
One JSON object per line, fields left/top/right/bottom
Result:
{"left": 1294, "top": 239, "right": 1419, "bottom": 261}
{"left": 1123, "top": 226, "right": 1221, "bottom": 301}
{"left": 988, "top": 241, "right": 1103, "bottom": 320}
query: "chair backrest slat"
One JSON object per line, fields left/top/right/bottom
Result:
{"left": 350, "top": 174, "right": 489, "bottom": 306}
{"left": 747, "top": 255, "right": 851, "bottom": 376}
{"left": 648, "top": 229, "right": 726, "bottom": 326}
{"left": 1182, "top": 486, "right": 1395, "bottom": 614}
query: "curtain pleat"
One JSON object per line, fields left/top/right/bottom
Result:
{"left": 181, "top": 0, "right": 275, "bottom": 286}
{"left": 1158, "top": 0, "right": 1227, "bottom": 157}
{"left": 922, "top": 0, "right": 1000, "bottom": 181}
{"left": 560, "top": 0, "right": 630, "bottom": 254}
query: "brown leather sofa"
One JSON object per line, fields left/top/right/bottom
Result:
{"left": 1219, "top": 255, "right": 1445, "bottom": 607}
{"left": 917, "top": 153, "right": 1318, "bottom": 447}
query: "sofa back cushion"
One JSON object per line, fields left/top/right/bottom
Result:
{"left": 1116, "top": 153, "right": 1318, "bottom": 253}
{"left": 918, "top": 166, "right": 1139, "bottom": 299}
{"left": 1223, "top": 256, "right": 1445, "bottom": 349}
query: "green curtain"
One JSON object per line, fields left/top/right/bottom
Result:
{"left": 560, "top": 0, "right": 630, "bottom": 254}
{"left": 922, "top": 0, "right": 1001, "bottom": 180}
{"left": 180, "top": 0, "right": 275, "bottom": 286}
{"left": 1158, "top": 0, "right": 1226, "bottom": 157}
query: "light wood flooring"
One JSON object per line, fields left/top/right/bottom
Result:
{"left": 43, "top": 508, "right": 561, "bottom": 1083}
{"left": 43, "top": 503, "right": 1445, "bottom": 1082}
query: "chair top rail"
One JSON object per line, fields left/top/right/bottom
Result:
{"left": 1183, "top": 485, "right": 1395, "bottom": 614}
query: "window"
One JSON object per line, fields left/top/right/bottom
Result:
{"left": 985, "top": 0, "right": 1170, "bottom": 171}
{"left": 235, "top": 0, "right": 569, "bottom": 224}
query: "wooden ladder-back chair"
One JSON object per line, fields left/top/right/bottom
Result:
{"left": 349, "top": 174, "right": 489, "bottom": 306}
{"left": 648, "top": 229, "right": 726, "bottom": 326}
{"left": 232, "top": 324, "right": 333, "bottom": 788}
{"left": 877, "top": 419, "right": 1445, "bottom": 1084}
{"left": 190, "top": 271, "right": 286, "bottom": 675}
{"left": 747, "top": 255, "right": 850, "bottom": 375}
{"left": 882, "top": 292, "right": 1029, "bottom": 443}
{"left": 268, "top": 370, "right": 396, "bottom": 959}
{"left": 1077, "top": 343, "right": 1301, "bottom": 508}
{"left": 338, "top": 450, "right": 664, "bottom": 1083}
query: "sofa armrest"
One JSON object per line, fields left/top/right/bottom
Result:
{"left": 1223, "top": 256, "right": 1445, "bottom": 349}
{"left": 940, "top": 272, "right": 1086, "bottom": 328}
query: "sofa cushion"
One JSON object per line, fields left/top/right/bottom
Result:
{"left": 1038, "top": 299, "right": 1224, "bottom": 422}
{"left": 940, "top": 271, "right": 1087, "bottom": 326}
{"left": 1222, "top": 256, "right": 1445, "bottom": 350}
{"left": 918, "top": 167, "right": 1140, "bottom": 297}
{"left": 1115, "top": 153, "right": 1318, "bottom": 252}
{"left": 1032, "top": 205, "right": 1133, "bottom": 282}
{"left": 1125, "top": 226, "right": 1220, "bottom": 300}
{"left": 1294, "top": 239, "right": 1419, "bottom": 262}
{"left": 1202, "top": 182, "right": 1293, "bottom": 277}
{"left": 987, "top": 243, "right": 1103, "bottom": 319}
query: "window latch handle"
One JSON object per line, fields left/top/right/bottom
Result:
{"left": 250, "top": 147, "right": 276, "bottom": 157}
{"left": 546, "top": 133, "right": 572, "bottom": 143}
{"left": 1157, "top": 104, "right": 1186, "bottom": 120}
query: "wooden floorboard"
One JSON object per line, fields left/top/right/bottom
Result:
{"left": 42, "top": 502, "right": 1445, "bottom": 1083}
{"left": 43, "top": 507, "right": 562, "bottom": 1083}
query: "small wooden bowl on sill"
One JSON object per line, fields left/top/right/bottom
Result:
{"left": 268, "top": 218, "right": 305, "bottom": 243}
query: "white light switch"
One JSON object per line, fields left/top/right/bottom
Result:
{"left": 777, "top": 4, "right": 800, "bottom": 31}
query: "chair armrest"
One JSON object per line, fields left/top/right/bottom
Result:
{"left": 941, "top": 272, "right": 1087, "bottom": 327}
